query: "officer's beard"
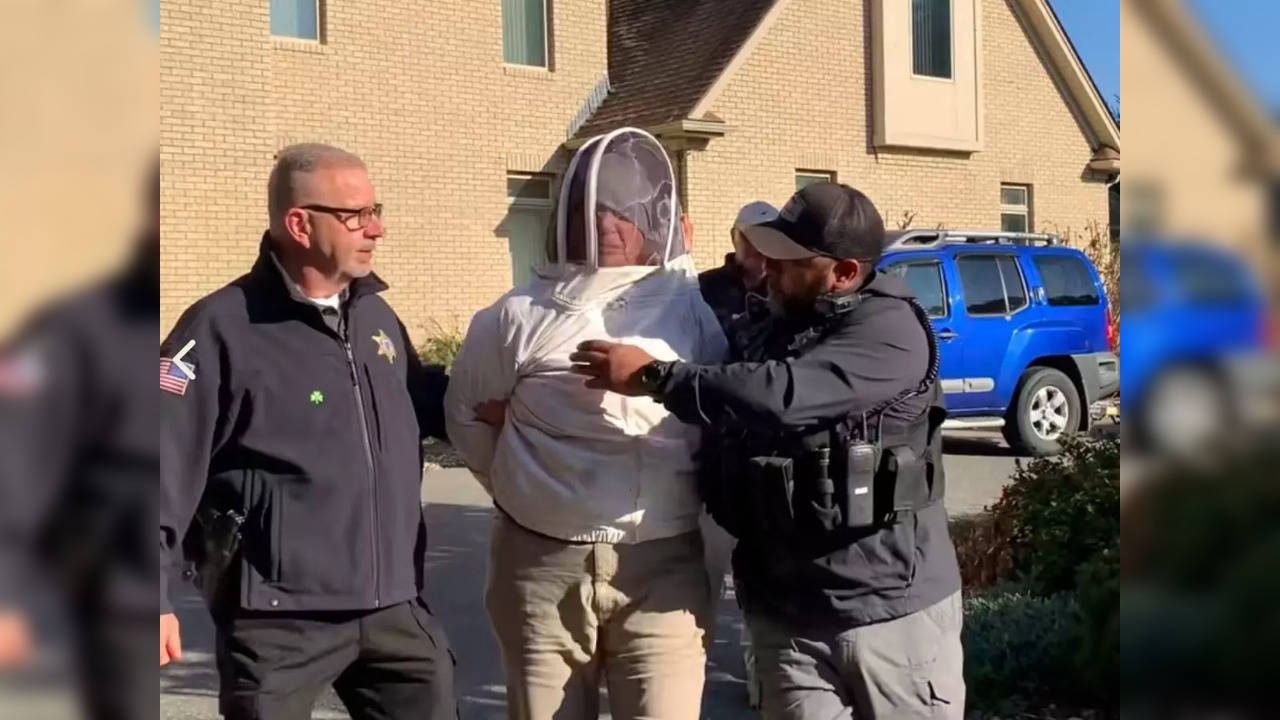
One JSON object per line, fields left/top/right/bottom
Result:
{"left": 768, "top": 283, "right": 830, "bottom": 319}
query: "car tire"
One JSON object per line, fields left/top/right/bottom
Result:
{"left": 1133, "top": 366, "right": 1228, "bottom": 456}
{"left": 1003, "top": 367, "right": 1082, "bottom": 456}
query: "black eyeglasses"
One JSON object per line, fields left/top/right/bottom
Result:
{"left": 300, "top": 203, "right": 383, "bottom": 231}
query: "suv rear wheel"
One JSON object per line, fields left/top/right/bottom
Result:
{"left": 1134, "top": 366, "right": 1227, "bottom": 456}
{"left": 1004, "top": 367, "right": 1081, "bottom": 456}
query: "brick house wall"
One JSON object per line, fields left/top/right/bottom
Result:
{"left": 161, "top": 0, "right": 606, "bottom": 338}
{"left": 161, "top": 0, "right": 1108, "bottom": 343}
{"left": 683, "top": 0, "right": 1109, "bottom": 273}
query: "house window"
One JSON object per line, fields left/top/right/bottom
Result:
{"left": 1000, "top": 184, "right": 1031, "bottom": 232}
{"left": 505, "top": 173, "right": 554, "bottom": 287}
{"left": 796, "top": 170, "right": 836, "bottom": 191}
{"left": 1127, "top": 181, "right": 1164, "bottom": 236}
{"left": 270, "top": 0, "right": 320, "bottom": 40}
{"left": 912, "top": 0, "right": 952, "bottom": 79}
{"left": 503, "top": 0, "right": 548, "bottom": 67}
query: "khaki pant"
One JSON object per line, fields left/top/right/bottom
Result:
{"left": 747, "top": 592, "right": 965, "bottom": 720}
{"left": 485, "top": 513, "right": 712, "bottom": 720}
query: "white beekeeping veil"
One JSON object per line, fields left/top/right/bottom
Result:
{"left": 554, "top": 127, "right": 688, "bottom": 269}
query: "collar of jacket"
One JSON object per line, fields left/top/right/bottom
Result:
{"left": 249, "top": 231, "right": 389, "bottom": 307}
{"left": 807, "top": 269, "right": 911, "bottom": 320}
{"left": 768, "top": 270, "right": 887, "bottom": 344}
{"left": 859, "top": 269, "right": 913, "bottom": 300}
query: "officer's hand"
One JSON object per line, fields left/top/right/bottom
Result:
{"left": 160, "top": 612, "right": 182, "bottom": 666}
{"left": 569, "top": 341, "right": 654, "bottom": 396}
{"left": 474, "top": 399, "right": 508, "bottom": 428}
{"left": 0, "top": 610, "right": 31, "bottom": 668}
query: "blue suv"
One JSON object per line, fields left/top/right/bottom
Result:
{"left": 1120, "top": 238, "right": 1274, "bottom": 453}
{"left": 879, "top": 230, "right": 1118, "bottom": 455}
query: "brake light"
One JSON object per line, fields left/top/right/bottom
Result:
{"left": 1106, "top": 310, "right": 1119, "bottom": 351}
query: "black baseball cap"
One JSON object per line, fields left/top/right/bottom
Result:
{"left": 740, "top": 182, "right": 885, "bottom": 263}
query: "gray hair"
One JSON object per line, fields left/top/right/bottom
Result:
{"left": 268, "top": 143, "right": 366, "bottom": 229}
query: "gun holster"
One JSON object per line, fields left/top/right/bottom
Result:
{"left": 185, "top": 506, "right": 244, "bottom": 610}
{"left": 745, "top": 456, "right": 795, "bottom": 538}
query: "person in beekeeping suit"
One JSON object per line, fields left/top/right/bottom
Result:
{"left": 444, "top": 127, "right": 727, "bottom": 720}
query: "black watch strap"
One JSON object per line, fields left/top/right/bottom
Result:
{"left": 639, "top": 360, "right": 674, "bottom": 396}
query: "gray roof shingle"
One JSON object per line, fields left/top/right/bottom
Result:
{"left": 573, "top": 0, "right": 778, "bottom": 139}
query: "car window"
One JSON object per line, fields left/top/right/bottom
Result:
{"left": 997, "top": 256, "right": 1028, "bottom": 312}
{"left": 1170, "top": 252, "right": 1252, "bottom": 305}
{"left": 1118, "top": 257, "right": 1152, "bottom": 313}
{"left": 1033, "top": 255, "right": 1100, "bottom": 306}
{"left": 885, "top": 260, "right": 948, "bottom": 318}
{"left": 957, "top": 255, "right": 1024, "bottom": 315}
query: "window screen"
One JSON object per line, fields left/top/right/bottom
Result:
{"left": 503, "top": 0, "right": 547, "bottom": 67}
{"left": 796, "top": 171, "right": 836, "bottom": 191}
{"left": 912, "top": 0, "right": 952, "bottom": 79}
{"left": 270, "top": 0, "right": 319, "bottom": 40}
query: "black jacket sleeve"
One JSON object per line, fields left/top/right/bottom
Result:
{"left": 658, "top": 300, "right": 928, "bottom": 431}
{"left": 0, "top": 318, "right": 83, "bottom": 607}
{"left": 398, "top": 322, "right": 448, "bottom": 443}
{"left": 159, "top": 305, "right": 234, "bottom": 614}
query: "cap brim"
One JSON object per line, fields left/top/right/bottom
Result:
{"left": 739, "top": 222, "right": 819, "bottom": 260}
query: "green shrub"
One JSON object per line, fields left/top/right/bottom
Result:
{"left": 956, "top": 435, "right": 1120, "bottom": 716}
{"left": 949, "top": 513, "right": 1015, "bottom": 592}
{"left": 1125, "top": 435, "right": 1280, "bottom": 588}
{"left": 988, "top": 434, "right": 1119, "bottom": 596}
{"left": 963, "top": 590, "right": 1081, "bottom": 715}
{"left": 1121, "top": 436, "right": 1280, "bottom": 710}
{"left": 416, "top": 321, "right": 464, "bottom": 369}
{"left": 1073, "top": 546, "right": 1119, "bottom": 704}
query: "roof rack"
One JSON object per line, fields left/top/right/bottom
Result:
{"left": 885, "top": 229, "right": 1062, "bottom": 251}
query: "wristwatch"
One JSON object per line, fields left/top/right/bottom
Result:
{"left": 638, "top": 360, "right": 675, "bottom": 397}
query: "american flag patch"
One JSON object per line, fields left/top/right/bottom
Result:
{"left": 159, "top": 357, "right": 190, "bottom": 396}
{"left": 0, "top": 347, "right": 43, "bottom": 397}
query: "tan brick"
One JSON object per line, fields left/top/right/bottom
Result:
{"left": 161, "top": 0, "right": 1107, "bottom": 343}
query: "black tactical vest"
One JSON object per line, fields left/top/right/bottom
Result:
{"left": 701, "top": 279, "right": 961, "bottom": 626}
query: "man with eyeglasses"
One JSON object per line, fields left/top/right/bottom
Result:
{"left": 159, "top": 143, "right": 457, "bottom": 719}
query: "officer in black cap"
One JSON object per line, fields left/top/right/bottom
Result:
{"left": 570, "top": 182, "right": 964, "bottom": 719}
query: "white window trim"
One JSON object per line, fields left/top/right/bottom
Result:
{"left": 1000, "top": 183, "right": 1031, "bottom": 231}
{"left": 269, "top": 0, "right": 322, "bottom": 42}
{"left": 507, "top": 173, "right": 555, "bottom": 210}
{"left": 909, "top": 0, "right": 955, "bottom": 82}
{"left": 503, "top": 0, "right": 550, "bottom": 70}
{"left": 795, "top": 170, "right": 837, "bottom": 189}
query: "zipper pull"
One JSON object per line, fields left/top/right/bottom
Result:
{"left": 344, "top": 342, "right": 359, "bottom": 385}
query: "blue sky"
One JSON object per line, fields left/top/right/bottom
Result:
{"left": 1186, "top": 0, "right": 1280, "bottom": 116}
{"left": 1048, "top": 0, "right": 1119, "bottom": 115}
{"left": 1051, "top": 0, "right": 1280, "bottom": 119}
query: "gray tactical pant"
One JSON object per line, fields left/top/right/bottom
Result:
{"left": 746, "top": 591, "right": 965, "bottom": 720}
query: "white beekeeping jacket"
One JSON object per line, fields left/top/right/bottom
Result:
{"left": 444, "top": 128, "right": 728, "bottom": 543}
